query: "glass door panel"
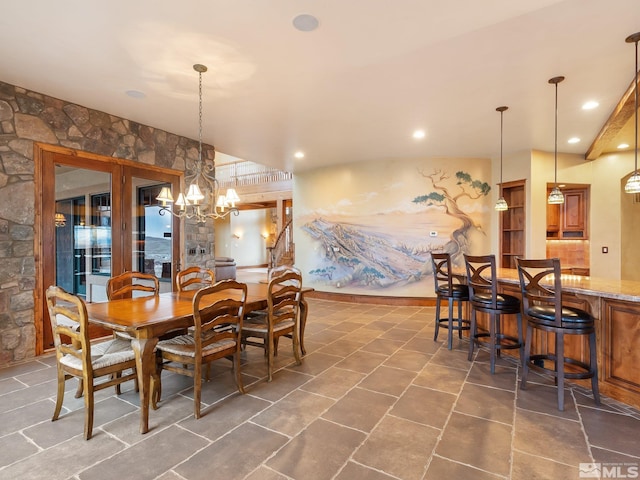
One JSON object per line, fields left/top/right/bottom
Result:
{"left": 54, "top": 165, "right": 112, "bottom": 303}
{"left": 131, "top": 178, "right": 174, "bottom": 293}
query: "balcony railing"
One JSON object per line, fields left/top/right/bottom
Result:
{"left": 216, "top": 161, "right": 292, "bottom": 189}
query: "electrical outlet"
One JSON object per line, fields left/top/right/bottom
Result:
{"left": 188, "top": 248, "right": 196, "bottom": 255}
{"left": 430, "top": 231, "right": 438, "bottom": 237}
{"left": 602, "top": 246, "right": 608, "bottom": 254}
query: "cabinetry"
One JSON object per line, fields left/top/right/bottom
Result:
{"left": 546, "top": 187, "right": 588, "bottom": 238}
{"left": 499, "top": 180, "right": 526, "bottom": 269}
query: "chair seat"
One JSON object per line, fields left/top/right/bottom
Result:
{"left": 436, "top": 284, "right": 469, "bottom": 299}
{"left": 526, "top": 305, "right": 594, "bottom": 327}
{"left": 243, "top": 318, "right": 295, "bottom": 334}
{"left": 471, "top": 292, "right": 520, "bottom": 309}
{"left": 156, "top": 335, "right": 237, "bottom": 357}
{"left": 60, "top": 338, "right": 136, "bottom": 370}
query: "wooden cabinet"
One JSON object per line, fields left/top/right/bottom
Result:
{"left": 546, "top": 187, "right": 589, "bottom": 238}
{"left": 499, "top": 180, "right": 526, "bottom": 269}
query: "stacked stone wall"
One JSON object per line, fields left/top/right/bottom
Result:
{"left": 0, "top": 80, "right": 214, "bottom": 364}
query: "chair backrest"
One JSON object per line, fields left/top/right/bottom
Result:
{"left": 106, "top": 271, "right": 159, "bottom": 300}
{"left": 176, "top": 266, "right": 215, "bottom": 292}
{"left": 431, "top": 252, "right": 455, "bottom": 294}
{"left": 464, "top": 254, "right": 499, "bottom": 307}
{"left": 192, "top": 280, "right": 247, "bottom": 353}
{"left": 45, "top": 285, "right": 92, "bottom": 373}
{"left": 267, "top": 269, "right": 303, "bottom": 331}
{"left": 268, "top": 265, "right": 302, "bottom": 282}
{"left": 516, "top": 257, "right": 563, "bottom": 326}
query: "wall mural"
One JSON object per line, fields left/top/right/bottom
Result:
{"left": 294, "top": 158, "right": 492, "bottom": 297}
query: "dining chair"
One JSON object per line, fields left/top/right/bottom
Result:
{"left": 516, "top": 257, "right": 600, "bottom": 411}
{"left": 154, "top": 280, "right": 247, "bottom": 418}
{"left": 106, "top": 271, "right": 160, "bottom": 300}
{"left": 176, "top": 266, "right": 215, "bottom": 292}
{"left": 106, "top": 270, "right": 160, "bottom": 344}
{"left": 431, "top": 252, "right": 470, "bottom": 350}
{"left": 241, "top": 268, "right": 303, "bottom": 381}
{"left": 464, "top": 254, "right": 523, "bottom": 373}
{"left": 45, "top": 285, "right": 137, "bottom": 440}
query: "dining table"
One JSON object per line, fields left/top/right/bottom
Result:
{"left": 85, "top": 282, "right": 312, "bottom": 434}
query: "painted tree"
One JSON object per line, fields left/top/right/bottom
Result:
{"left": 412, "top": 170, "right": 490, "bottom": 260}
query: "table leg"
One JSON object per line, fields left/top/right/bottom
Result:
{"left": 130, "top": 337, "right": 159, "bottom": 434}
{"left": 299, "top": 297, "right": 309, "bottom": 356}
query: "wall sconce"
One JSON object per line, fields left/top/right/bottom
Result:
{"left": 261, "top": 233, "right": 269, "bottom": 240}
{"left": 232, "top": 233, "right": 241, "bottom": 239}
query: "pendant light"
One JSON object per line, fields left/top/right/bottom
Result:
{"left": 547, "top": 76, "right": 565, "bottom": 204}
{"left": 624, "top": 32, "right": 640, "bottom": 194}
{"left": 495, "top": 106, "right": 509, "bottom": 211}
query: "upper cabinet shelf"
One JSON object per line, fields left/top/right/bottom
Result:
{"left": 546, "top": 187, "right": 589, "bottom": 239}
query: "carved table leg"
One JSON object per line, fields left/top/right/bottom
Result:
{"left": 130, "top": 337, "right": 159, "bottom": 434}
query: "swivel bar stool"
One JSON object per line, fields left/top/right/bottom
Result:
{"left": 431, "top": 252, "right": 469, "bottom": 350}
{"left": 464, "top": 254, "right": 523, "bottom": 373}
{"left": 516, "top": 257, "right": 600, "bottom": 411}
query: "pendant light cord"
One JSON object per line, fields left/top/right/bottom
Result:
{"left": 500, "top": 109, "right": 504, "bottom": 184}
{"left": 634, "top": 37, "right": 638, "bottom": 174}
{"left": 198, "top": 69, "right": 203, "bottom": 164}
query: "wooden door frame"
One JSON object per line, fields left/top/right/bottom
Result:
{"left": 35, "top": 143, "right": 182, "bottom": 354}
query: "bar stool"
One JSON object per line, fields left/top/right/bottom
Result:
{"left": 464, "top": 254, "right": 523, "bottom": 373}
{"left": 516, "top": 257, "right": 600, "bottom": 411}
{"left": 431, "top": 252, "right": 469, "bottom": 350}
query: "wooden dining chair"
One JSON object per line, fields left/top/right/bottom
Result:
{"left": 176, "top": 266, "right": 215, "bottom": 292}
{"left": 241, "top": 268, "right": 303, "bottom": 381}
{"left": 45, "top": 285, "right": 138, "bottom": 440}
{"left": 154, "top": 280, "right": 247, "bottom": 418}
{"left": 106, "top": 271, "right": 160, "bottom": 300}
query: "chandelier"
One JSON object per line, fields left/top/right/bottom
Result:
{"left": 156, "top": 64, "right": 240, "bottom": 222}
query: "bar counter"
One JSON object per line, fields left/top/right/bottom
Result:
{"left": 493, "top": 269, "right": 640, "bottom": 409}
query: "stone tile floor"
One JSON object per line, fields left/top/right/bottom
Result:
{"left": 1, "top": 298, "right": 639, "bottom": 480}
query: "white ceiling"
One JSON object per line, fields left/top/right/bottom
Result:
{"left": 1, "top": 0, "right": 639, "bottom": 173}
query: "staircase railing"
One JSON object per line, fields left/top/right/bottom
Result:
{"left": 267, "top": 219, "right": 294, "bottom": 272}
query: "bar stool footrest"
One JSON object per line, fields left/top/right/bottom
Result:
{"left": 527, "top": 354, "right": 597, "bottom": 380}
{"left": 473, "top": 333, "right": 521, "bottom": 350}
{"left": 436, "top": 318, "right": 470, "bottom": 331}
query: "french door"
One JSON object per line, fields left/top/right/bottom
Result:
{"left": 37, "top": 145, "right": 181, "bottom": 352}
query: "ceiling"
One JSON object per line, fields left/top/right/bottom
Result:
{"left": 1, "top": 0, "right": 639, "bottom": 173}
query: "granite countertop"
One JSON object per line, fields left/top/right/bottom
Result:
{"left": 496, "top": 268, "right": 640, "bottom": 302}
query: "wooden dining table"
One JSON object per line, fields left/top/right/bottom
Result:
{"left": 85, "top": 282, "right": 312, "bottom": 434}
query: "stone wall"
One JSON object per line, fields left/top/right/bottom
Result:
{"left": 0, "top": 80, "right": 214, "bottom": 365}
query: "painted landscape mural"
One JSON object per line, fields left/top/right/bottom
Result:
{"left": 294, "top": 158, "right": 492, "bottom": 297}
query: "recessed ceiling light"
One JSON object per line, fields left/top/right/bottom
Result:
{"left": 582, "top": 100, "right": 599, "bottom": 110}
{"left": 412, "top": 130, "right": 425, "bottom": 139}
{"left": 126, "top": 90, "right": 145, "bottom": 99}
{"left": 292, "top": 14, "right": 319, "bottom": 32}
{"left": 568, "top": 137, "right": 580, "bottom": 144}
{"left": 294, "top": 151, "right": 305, "bottom": 159}
{"left": 618, "top": 143, "right": 630, "bottom": 149}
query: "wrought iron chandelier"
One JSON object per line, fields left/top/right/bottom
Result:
{"left": 156, "top": 64, "right": 240, "bottom": 222}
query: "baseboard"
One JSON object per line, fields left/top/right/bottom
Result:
{"left": 305, "top": 290, "right": 436, "bottom": 307}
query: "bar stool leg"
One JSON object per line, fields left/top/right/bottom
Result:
{"left": 447, "top": 297, "right": 454, "bottom": 350}
{"left": 457, "top": 299, "right": 464, "bottom": 339}
{"left": 556, "top": 331, "right": 565, "bottom": 411}
{"left": 521, "top": 323, "right": 533, "bottom": 389}
{"left": 468, "top": 308, "right": 477, "bottom": 361}
{"left": 434, "top": 297, "right": 441, "bottom": 341}
{"left": 489, "top": 313, "right": 496, "bottom": 374}
{"left": 516, "top": 312, "right": 524, "bottom": 366}
{"left": 589, "top": 331, "right": 601, "bottom": 405}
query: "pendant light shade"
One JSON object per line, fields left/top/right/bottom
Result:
{"left": 495, "top": 106, "right": 509, "bottom": 211}
{"left": 547, "top": 76, "right": 565, "bottom": 205}
{"left": 624, "top": 32, "right": 640, "bottom": 194}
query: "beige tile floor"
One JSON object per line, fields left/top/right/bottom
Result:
{"left": 1, "top": 296, "right": 639, "bottom": 480}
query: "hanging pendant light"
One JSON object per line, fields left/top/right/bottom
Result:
{"left": 547, "top": 76, "right": 565, "bottom": 205}
{"left": 156, "top": 64, "right": 240, "bottom": 222}
{"left": 624, "top": 32, "right": 640, "bottom": 194}
{"left": 495, "top": 106, "right": 509, "bottom": 211}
